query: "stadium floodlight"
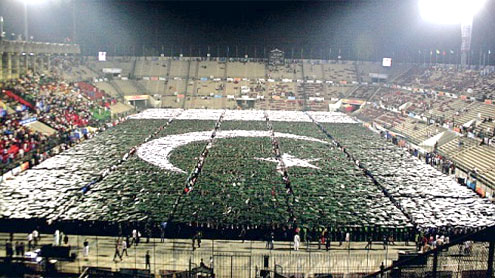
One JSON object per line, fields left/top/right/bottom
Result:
{"left": 419, "top": 0, "right": 487, "bottom": 24}
{"left": 21, "top": 0, "right": 46, "bottom": 4}
{"left": 419, "top": 0, "right": 488, "bottom": 65}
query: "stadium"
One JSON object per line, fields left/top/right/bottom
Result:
{"left": 0, "top": 0, "right": 495, "bottom": 277}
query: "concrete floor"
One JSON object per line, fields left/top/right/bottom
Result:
{"left": 0, "top": 232, "right": 417, "bottom": 277}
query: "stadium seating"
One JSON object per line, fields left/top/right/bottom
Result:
{"left": 0, "top": 72, "right": 119, "bottom": 172}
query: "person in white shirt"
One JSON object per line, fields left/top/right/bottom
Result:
{"left": 345, "top": 232, "right": 351, "bottom": 248}
{"left": 293, "top": 233, "right": 300, "bottom": 251}
{"left": 121, "top": 238, "right": 128, "bottom": 257}
{"left": 83, "top": 239, "right": 89, "bottom": 258}
{"left": 27, "top": 233, "right": 33, "bottom": 250}
{"left": 54, "top": 230, "right": 60, "bottom": 246}
{"left": 32, "top": 229, "right": 39, "bottom": 244}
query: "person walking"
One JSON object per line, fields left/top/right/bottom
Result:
{"left": 238, "top": 227, "right": 246, "bottom": 243}
{"left": 305, "top": 230, "right": 312, "bottom": 251}
{"left": 131, "top": 229, "right": 140, "bottom": 247}
{"left": 345, "top": 232, "right": 351, "bottom": 249}
{"left": 5, "top": 241, "right": 13, "bottom": 258}
{"left": 192, "top": 233, "right": 197, "bottom": 251}
{"left": 160, "top": 222, "right": 167, "bottom": 243}
{"left": 325, "top": 232, "right": 331, "bottom": 251}
{"left": 32, "top": 229, "right": 39, "bottom": 247}
{"left": 145, "top": 251, "right": 151, "bottom": 270}
{"left": 54, "top": 230, "right": 60, "bottom": 246}
{"left": 121, "top": 238, "right": 128, "bottom": 257}
{"left": 113, "top": 239, "right": 122, "bottom": 262}
{"left": 83, "top": 239, "right": 89, "bottom": 259}
{"left": 19, "top": 242, "right": 25, "bottom": 256}
{"left": 269, "top": 231, "right": 275, "bottom": 250}
{"left": 59, "top": 231, "right": 64, "bottom": 247}
{"left": 27, "top": 233, "right": 33, "bottom": 250}
{"left": 293, "top": 233, "right": 300, "bottom": 251}
{"left": 15, "top": 242, "right": 20, "bottom": 256}
{"left": 196, "top": 231, "right": 202, "bottom": 248}
{"left": 365, "top": 236, "right": 373, "bottom": 250}
{"left": 318, "top": 228, "right": 325, "bottom": 250}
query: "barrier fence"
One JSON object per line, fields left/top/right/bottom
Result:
{"left": 1, "top": 233, "right": 406, "bottom": 277}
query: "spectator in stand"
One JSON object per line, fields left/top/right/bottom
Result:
{"left": 1, "top": 72, "right": 110, "bottom": 169}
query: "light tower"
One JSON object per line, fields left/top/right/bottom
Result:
{"left": 19, "top": 0, "right": 46, "bottom": 41}
{"left": 419, "top": 0, "right": 488, "bottom": 65}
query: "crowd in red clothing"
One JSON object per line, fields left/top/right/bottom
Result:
{"left": 0, "top": 106, "right": 47, "bottom": 165}
{"left": 1, "top": 73, "right": 107, "bottom": 169}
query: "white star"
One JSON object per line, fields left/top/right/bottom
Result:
{"left": 255, "top": 153, "right": 321, "bottom": 170}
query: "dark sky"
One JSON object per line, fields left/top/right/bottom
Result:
{"left": 1, "top": 0, "right": 494, "bottom": 59}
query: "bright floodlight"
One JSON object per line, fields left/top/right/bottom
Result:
{"left": 21, "top": 0, "right": 45, "bottom": 4}
{"left": 419, "top": 0, "right": 487, "bottom": 24}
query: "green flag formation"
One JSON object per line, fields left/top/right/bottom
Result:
{"left": 1, "top": 109, "right": 494, "bottom": 236}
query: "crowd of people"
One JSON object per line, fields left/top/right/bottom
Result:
{"left": 396, "top": 65, "right": 495, "bottom": 100}
{"left": 0, "top": 72, "right": 113, "bottom": 172}
{"left": 0, "top": 98, "right": 48, "bottom": 166}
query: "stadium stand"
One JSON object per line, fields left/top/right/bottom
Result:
{"left": 3, "top": 52, "right": 495, "bottom": 278}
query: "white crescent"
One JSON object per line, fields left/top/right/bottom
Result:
{"left": 137, "top": 130, "right": 330, "bottom": 173}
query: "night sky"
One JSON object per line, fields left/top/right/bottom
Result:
{"left": 0, "top": 0, "right": 494, "bottom": 59}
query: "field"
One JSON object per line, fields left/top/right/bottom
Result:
{"left": 1, "top": 109, "right": 494, "bottom": 238}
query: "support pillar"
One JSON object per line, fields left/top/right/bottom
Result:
{"left": 23, "top": 54, "right": 28, "bottom": 73}
{"left": 18, "top": 54, "right": 26, "bottom": 75}
{"left": 31, "top": 54, "right": 36, "bottom": 73}
{"left": 12, "top": 53, "right": 20, "bottom": 79}
{"left": 37, "top": 55, "right": 43, "bottom": 72}
{"left": 6, "top": 52, "right": 12, "bottom": 80}
{"left": 0, "top": 52, "right": 3, "bottom": 81}
{"left": 46, "top": 54, "right": 50, "bottom": 71}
